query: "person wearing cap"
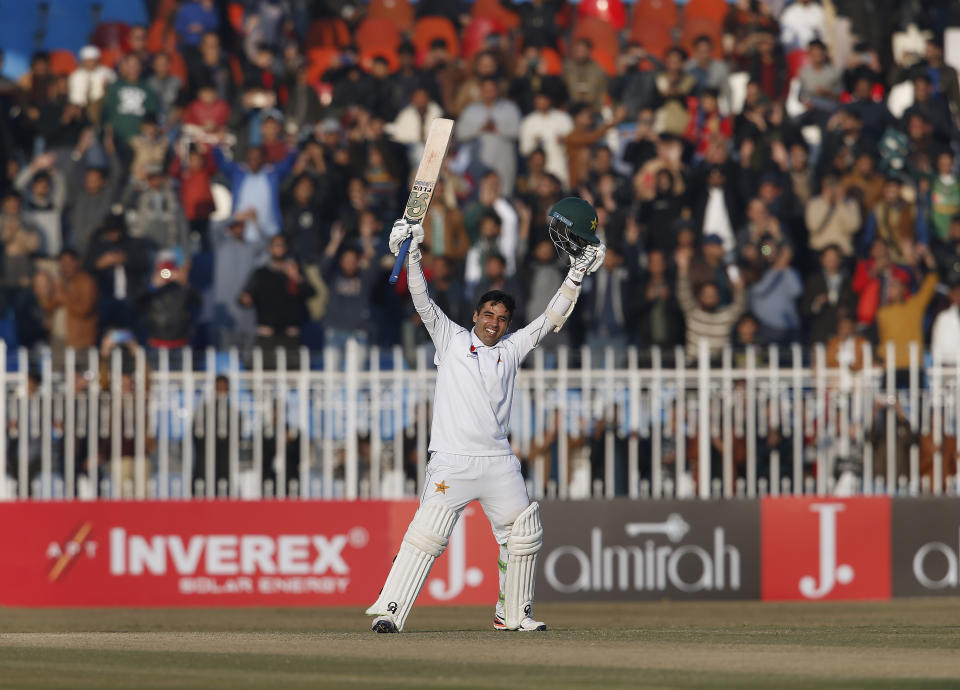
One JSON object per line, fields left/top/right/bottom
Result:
{"left": 212, "top": 211, "right": 264, "bottom": 351}
{"left": 68, "top": 45, "right": 115, "bottom": 124}
{"left": 876, "top": 245, "right": 938, "bottom": 370}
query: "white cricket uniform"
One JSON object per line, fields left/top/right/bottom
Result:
{"left": 408, "top": 259, "right": 567, "bottom": 543}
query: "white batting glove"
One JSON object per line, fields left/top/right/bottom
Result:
{"left": 388, "top": 219, "right": 425, "bottom": 263}
{"left": 566, "top": 243, "right": 606, "bottom": 284}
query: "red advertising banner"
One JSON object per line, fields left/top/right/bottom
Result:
{"left": 0, "top": 500, "right": 500, "bottom": 608}
{"left": 761, "top": 497, "right": 891, "bottom": 601}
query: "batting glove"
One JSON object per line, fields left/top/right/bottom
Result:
{"left": 388, "top": 219, "right": 425, "bottom": 263}
{"left": 567, "top": 243, "right": 606, "bottom": 284}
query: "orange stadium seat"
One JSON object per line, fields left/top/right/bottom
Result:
{"left": 168, "top": 50, "right": 188, "bottom": 81}
{"left": 593, "top": 46, "right": 618, "bottom": 77}
{"left": 412, "top": 17, "right": 460, "bottom": 58}
{"left": 540, "top": 47, "right": 564, "bottom": 75}
{"left": 49, "top": 50, "right": 77, "bottom": 76}
{"left": 366, "top": 0, "right": 414, "bottom": 32}
{"left": 631, "top": 18, "right": 675, "bottom": 58}
{"left": 306, "top": 48, "right": 340, "bottom": 85}
{"left": 304, "top": 18, "right": 351, "bottom": 50}
{"left": 471, "top": 0, "right": 519, "bottom": 31}
{"left": 99, "top": 48, "right": 124, "bottom": 68}
{"left": 681, "top": 16, "right": 722, "bottom": 58}
{"left": 577, "top": 0, "right": 627, "bottom": 31}
{"left": 632, "top": 0, "right": 678, "bottom": 29}
{"left": 573, "top": 16, "right": 620, "bottom": 53}
{"left": 355, "top": 16, "right": 402, "bottom": 54}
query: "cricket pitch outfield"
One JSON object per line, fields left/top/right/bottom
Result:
{"left": 1, "top": 599, "right": 958, "bottom": 689}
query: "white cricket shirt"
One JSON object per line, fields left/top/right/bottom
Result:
{"left": 407, "top": 260, "right": 568, "bottom": 456}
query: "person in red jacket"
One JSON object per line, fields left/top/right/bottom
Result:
{"left": 183, "top": 81, "right": 229, "bottom": 132}
{"left": 684, "top": 88, "right": 732, "bottom": 156}
{"left": 169, "top": 143, "right": 216, "bottom": 240}
{"left": 852, "top": 239, "right": 912, "bottom": 327}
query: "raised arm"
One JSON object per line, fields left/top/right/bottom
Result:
{"left": 514, "top": 241, "right": 606, "bottom": 358}
{"left": 389, "top": 220, "right": 460, "bottom": 357}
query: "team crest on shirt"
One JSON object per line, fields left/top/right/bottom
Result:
{"left": 434, "top": 481, "right": 449, "bottom": 494}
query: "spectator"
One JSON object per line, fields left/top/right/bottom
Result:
{"left": 930, "top": 282, "right": 960, "bottom": 365}
{"left": 633, "top": 248, "right": 684, "bottom": 349}
{"left": 610, "top": 44, "right": 660, "bottom": 120}
{"left": 85, "top": 215, "right": 151, "bottom": 332}
{"left": 128, "top": 114, "right": 170, "bottom": 184}
{"left": 239, "top": 234, "right": 314, "bottom": 361}
{"left": 519, "top": 91, "right": 573, "bottom": 189}
{"left": 386, "top": 86, "right": 444, "bottom": 158}
{"left": 103, "top": 55, "right": 158, "bottom": 145}
{"left": 693, "top": 165, "right": 738, "bottom": 254}
{"left": 804, "top": 173, "right": 862, "bottom": 256}
{"left": 421, "top": 180, "right": 469, "bottom": 263}
{"left": 183, "top": 81, "right": 230, "bottom": 134}
{"left": 169, "top": 144, "right": 215, "bottom": 237}
{"left": 465, "top": 211, "right": 514, "bottom": 287}
{"left": 852, "top": 238, "right": 911, "bottom": 329}
{"left": 214, "top": 143, "right": 298, "bottom": 242}
{"left": 801, "top": 245, "right": 857, "bottom": 344}
{"left": 920, "top": 39, "right": 960, "bottom": 128}
{"left": 138, "top": 254, "right": 199, "bottom": 349}
{"left": 566, "top": 105, "right": 621, "bottom": 190}
{"left": 686, "top": 35, "right": 731, "bottom": 106}
{"left": 457, "top": 77, "right": 522, "bottom": 196}
{"left": 212, "top": 213, "right": 264, "bottom": 350}
{"left": 779, "top": 0, "right": 826, "bottom": 52}
{"left": 841, "top": 150, "right": 884, "bottom": 217}
{"left": 860, "top": 175, "right": 923, "bottom": 263}
{"left": 563, "top": 38, "right": 607, "bottom": 106}
{"left": 463, "top": 171, "right": 518, "bottom": 260}
{"left": 688, "top": 234, "right": 734, "bottom": 305}
{"left": 0, "top": 212, "right": 40, "bottom": 298}
{"left": 798, "top": 39, "right": 842, "bottom": 124}
{"left": 845, "top": 71, "right": 892, "bottom": 142}
{"left": 748, "top": 31, "right": 789, "bottom": 104}
{"left": 876, "top": 246, "right": 938, "bottom": 369}
{"left": 45, "top": 249, "right": 98, "bottom": 350}
{"left": 684, "top": 88, "right": 732, "bottom": 157}
{"left": 188, "top": 32, "right": 237, "bottom": 103}
{"left": 282, "top": 173, "right": 328, "bottom": 264}
{"left": 748, "top": 241, "right": 803, "bottom": 345}
{"left": 16, "top": 270, "right": 53, "bottom": 349}
{"left": 655, "top": 47, "right": 696, "bottom": 136}
{"left": 676, "top": 249, "right": 746, "bottom": 357}
{"left": 66, "top": 131, "right": 123, "bottom": 255}
{"left": 15, "top": 153, "right": 66, "bottom": 256}
{"left": 67, "top": 46, "right": 115, "bottom": 125}
{"left": 934, "top": 214, "right": 960, "bottom": 285}
{"left": 175, "top": 0, "right": 220, "bottom": 49}
{"left": 930, "top": 150, "right": 960, "bottom": 242}
{"left": 825, "top": 311, "right": 870, "bottom": 370}
{"left": 125, "top": 164, "right": 189, "bottom": 253}
{"left": 638, "top": 169, "right": 687, "bottom": 254}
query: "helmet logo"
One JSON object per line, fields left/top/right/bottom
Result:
{"left": 589, "top": 218, "right": 598, "bottom": 231}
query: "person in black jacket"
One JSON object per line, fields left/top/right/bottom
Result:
{"left": 632, "top": 249, "right": 685, "bottom": 351}
{"left": 138, "top": 254, "right": 200, "bottom": 350}
{"left": 801, "top": 244, "right": 857, "bottom": 344}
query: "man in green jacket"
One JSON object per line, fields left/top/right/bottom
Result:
{"left": 103, "top": 54, "right": 158, "bottom": 145}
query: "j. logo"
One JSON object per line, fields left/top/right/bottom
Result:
{"left": 799, "top": 504, "right": 854, "bottom": 599}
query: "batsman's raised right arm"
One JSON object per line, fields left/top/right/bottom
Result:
{"left": 389, "top": 219, "right": 459, "bottom": 355}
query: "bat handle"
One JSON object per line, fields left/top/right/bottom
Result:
{"left": 389, "top": 235, "right": 413, "bottom": 285}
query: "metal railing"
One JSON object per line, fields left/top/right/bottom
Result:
{"left": 2, "top": 338, "right": 959, "bottom": 501}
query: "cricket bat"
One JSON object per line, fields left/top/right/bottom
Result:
{"left": 389, "top": 117, "right": 454, "bottom": 284}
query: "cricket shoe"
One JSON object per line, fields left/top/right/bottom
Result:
{"left": 493, "top": 613, "right": 547, "bottom": 632}
{"left": 371, "top": 615, "right": 399, "bottom": 633}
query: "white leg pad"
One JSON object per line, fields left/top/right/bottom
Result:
{"left": 503, "top": 501, "right": 543, "bottom": 630}
{"left": 365, "top": 502, "right": 458, "bottom": 631}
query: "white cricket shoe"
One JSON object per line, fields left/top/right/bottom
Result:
{"left": 371, "top": 614, "right": 399, "bottom": 633}
{"left": 493, "top": 612, "right": 547, "bottom": 632}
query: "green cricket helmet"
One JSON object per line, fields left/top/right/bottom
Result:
{"left": 547, "top": 197, "right": 600, "bottom": 259}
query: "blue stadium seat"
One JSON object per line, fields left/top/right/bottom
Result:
{"left": 0, "top": 2, "right": 41, "bottom": 61}
{"left": 95, "top": 0, "right": 148, "bottom": 26}
{"left": 42, "top": 3, "right": 95, "bottom": 53}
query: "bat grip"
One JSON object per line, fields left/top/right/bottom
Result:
{"left": 389, "top": 235, "right": 413, "bottom": 285}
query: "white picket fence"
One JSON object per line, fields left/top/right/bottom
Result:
{"left": 2, "top": 338, "right": 959, "bottom": 501}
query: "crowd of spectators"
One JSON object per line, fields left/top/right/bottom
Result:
{"left": 1, "top": 0, "right": 960, "bottom": 376}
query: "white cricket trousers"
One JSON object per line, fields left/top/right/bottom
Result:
{"left": 420, "top": 452, "right": 530, "bottom": 544}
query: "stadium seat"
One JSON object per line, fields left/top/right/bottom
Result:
{"left": 42, "top": 3, "right": 95, "bottom": 53}
{"left": 304, "top": 18, "right": 351, "bottom": 50}
{"left": 99, "top": 48, "right": 124, "bottom": 69}
{"left": 366, "top": 0, "right": 414, "bottom": 33}
{"left": 49, "top": 50, "right": 78, "bottom": 77}
{"left": 91, "top": 21, "right": 131, "bottom": 51}
{"left": 577, "top": 0, "right": 627, "bottom": 31}
{"left": 632, "top": 0, "right": 678, "bottom": 31}
{"left": 540, "top": 47, "right": 564, "bottom": 76}
{"left": 355, "top": 16, "right": 402, "bottom": 55}
{"left": 461, "top": 17, "right": 507, "bottom": 61}
{"left": 630, "top": 18, "right": 676, "bottom": 60}
{"left": 471, "top": 0, "right": 519, "bottom": 31}
{"left": 306, "top": 48, "right": 340, "bottom": 85}
{"left": 680, "top": 16, "right": 722, "bottom": 58}
{"left": 787, "top": 49, "right": 810, "bottom": 80}
{"left": 593, "top": 47, "right": 618, "bottom": 77}
{"left": 412, "top": 17, "right": 460, "bottom": 59}
{"left": 573, "top": 17, "right": 620, "bottom": 55}
{"left": 94, "top": 0, "right": 148, "bottom": 26}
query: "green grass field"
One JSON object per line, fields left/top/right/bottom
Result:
{"left": 1, "top": 599, "right": 959, "bottom": 689}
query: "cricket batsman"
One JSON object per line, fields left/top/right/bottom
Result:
{"left": 366, "top": 197, "right": 605, "bottom": 633}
